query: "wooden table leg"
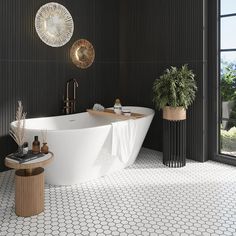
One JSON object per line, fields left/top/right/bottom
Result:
{"left": 25, "top": 168, "right": 33, "bottom": 176}
{"left": 15, "top": 167, "right": 44, "bottom": 217}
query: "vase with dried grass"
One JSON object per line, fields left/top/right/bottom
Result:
{"left": 41, "top": 129, "right": 49, "bottom": 154}
{"left": 9, "top": 101, "right": 27, "bottom": 157}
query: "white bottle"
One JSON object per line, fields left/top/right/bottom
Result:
{"left": 114, "top": 98, "right": 122, "bottom": 115}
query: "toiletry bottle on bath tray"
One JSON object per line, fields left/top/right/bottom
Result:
{"left": 114, "top": 98, "right": 122, "bottom": 115}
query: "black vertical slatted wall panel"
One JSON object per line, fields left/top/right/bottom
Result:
{"left": 1, "top": 0, "right": 208, "bottom": 172}
{"left": 0, "top": 0, "right": 120, "bottom": 171}
{"left": 119, "top": 0, "right": 208, "bottom": 162}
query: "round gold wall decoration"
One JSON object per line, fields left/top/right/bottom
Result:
{"left": 35, "top": 2, "right": 74, "bottom": 47}
{"left": 70, "top": 39, "right": 95, "bottom": 69}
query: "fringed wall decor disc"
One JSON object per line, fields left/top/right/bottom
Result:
{"left": 70, "top": 39, "right": 95, "bottom": 69}
{"left": 35, "top": 2, "right": 74, "bottom": 47}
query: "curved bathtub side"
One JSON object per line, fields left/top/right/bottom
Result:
{"left": 25, "top": 125, "right": 111, "bottom": 185}
{"left": 48, "top": 125, "right": 113, "bottom": 185}
{"left": 128, "top": 112, "right": 155, "bottom": 166}
{"left": 23, "top": 106, "right": 155, "bottom": 185}
{"left": 94, "top": 109, "right": 155, "bottom": 174}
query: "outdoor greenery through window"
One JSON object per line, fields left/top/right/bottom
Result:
{"left": 220, "top": 0, "right": 236, "bottom": 157}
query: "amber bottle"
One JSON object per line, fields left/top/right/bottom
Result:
{"left": 41, "top": 143, "right": 49, "bottom": 154}
{"left": 32, "top": 136, "right": 40, "bottom": 154}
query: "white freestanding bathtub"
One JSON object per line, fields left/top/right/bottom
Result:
{"left": 12, "top": 106, "right": 154, "bottom": 185}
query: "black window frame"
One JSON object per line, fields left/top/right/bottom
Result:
{"left": 219, "top": 4, "right": 236, "bottom": 157}
{"left": 209, "top": 0, "right": 236, "bottom": 166}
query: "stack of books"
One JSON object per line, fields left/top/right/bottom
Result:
{"left": 7, "top": 151, "right": 45, "bottom": 164}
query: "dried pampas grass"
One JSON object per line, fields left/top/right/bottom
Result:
{"left": 9, "top": 101, "right": 27, "bottom": 146}
{"left": 41, "top": 129, "right": 48, "bottom": 143}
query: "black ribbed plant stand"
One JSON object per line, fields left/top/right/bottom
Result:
{"left": 163, "top": 119, "right": 186, "bottom": 167}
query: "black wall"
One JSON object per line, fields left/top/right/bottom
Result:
{"left": 0, "top": 0, "right": 120, "bottom": 171}
{"left": 0, "top": 0, "right": 208, "bottom": 171}
{"left": 119, "top": 0, "right": 208, "bottom": 162}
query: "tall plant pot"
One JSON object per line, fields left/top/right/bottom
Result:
{"left": 163, "top": 106, "right": 186, "bottom": 167}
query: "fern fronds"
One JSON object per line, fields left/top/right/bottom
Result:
{"left": 153, "top": 65, "right": 197, "bottom": 110}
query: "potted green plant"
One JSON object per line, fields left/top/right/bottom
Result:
{"left": 153, "top": 65, "right": 197, "bottom": 167}
{"left": 152, "top": 64, "right": 197, "bottom": 120}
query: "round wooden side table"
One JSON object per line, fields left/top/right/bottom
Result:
{"left": 5, "top": 152, "right": 54, "bottom": 217}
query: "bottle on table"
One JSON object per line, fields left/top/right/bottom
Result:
{"left": 23, "top": 142, "right": 28, "bottom": 155}
{"left": 114, "top": 98, "right": 122, "bottom": 115}
{"left": 32, "top": 136, "right": 40, "bottom": 154}
{"left": 41, "top": 143, "right": 49, "bottom": 154}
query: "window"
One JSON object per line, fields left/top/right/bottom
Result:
{"left": 220, "top": 0, "right": 236, "bottom": 157}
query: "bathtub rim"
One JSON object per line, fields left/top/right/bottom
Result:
{"left": 10, "top": 106, "right": 155, "bottom": 132}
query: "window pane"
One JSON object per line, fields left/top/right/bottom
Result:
{"left": 221, "top": 101, "right": 235, "bottom": 119}
{"left": 221, "top": 16, "right": 236, "bottom": 49}
{"left": 221, "top": 51, "right": 236, "bottom": 63}
{"left": 220, "top": 52, "right": 236, "bottom": 108}
{"left": 220, "top": 54, "right": 236, "bottom": 157}
{"left": 220, "top": 120, "right": 236, "bottom": 157}
{"left": 221, "top": 0, "right": 236, "bottom": 15}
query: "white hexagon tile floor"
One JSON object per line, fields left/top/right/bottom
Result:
{"left": 1, "top": 148, "right": 236, "bottom": 236}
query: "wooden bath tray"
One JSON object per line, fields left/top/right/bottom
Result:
{"left": 87, "top": 109, "right": 144, "bottom": 120}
